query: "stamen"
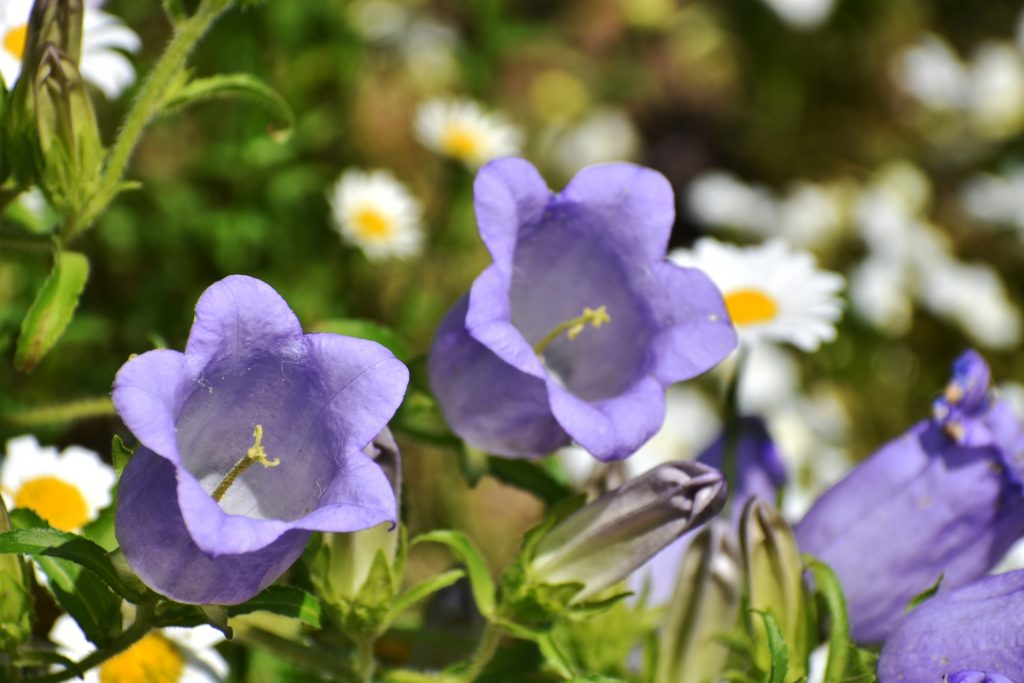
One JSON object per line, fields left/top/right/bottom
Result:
{"left": 533, "top": 305, "right": 611, "bottom": 356}
{"left": 212, "top": 424, "right": 281, "bottom": 503}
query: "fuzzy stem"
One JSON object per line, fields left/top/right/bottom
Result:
{"left": 64, "top": 0, "right": 233, "bottom": 241}
{"left": 455, "top": 622, "right": 502, "bottom": 682}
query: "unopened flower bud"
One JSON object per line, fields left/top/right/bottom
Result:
{"left": 741, "top": 498, "right": 811, "bottom": 680}
{"left": 308, "top": 430, "right": 403, "bottom": 632}
{"left": 655, "top": 519, "right": 742, "bottom": 683}
{"left": 529, "top": 461, "right": 727, "bottom": 604}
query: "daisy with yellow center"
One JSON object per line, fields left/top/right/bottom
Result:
{"left": 670, "top": 238, "right": 844, "bottom": 351}
{"left": 1, "top": 435, "right": 115, "bottom": 533}
{"left": 414, "top": 97, "right": 523, "bottom": 167}
{"left": 328, "top": 169, "right": 424, "bottom": 260}
{"left": 50, "top": 615, "right": 228, "bottom": 683}
{"left": 0, "top": 0, "right": 140, "bottom": 98}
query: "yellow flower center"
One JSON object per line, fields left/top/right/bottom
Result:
{"left": 99, "top": 633, "right": 184, "bottom": 683}
{"left": 353, "top": 207, "right": 394, "bottom": 241}
{"left": 3, "top": 24, "right": 27, "bottom": 60}
{"left": 724, "top": 288, "right": 779, "bottom": 326}
{"left": 13, "top": 476, "right": 89, "bottom": 532}
{"left": 441, "top": 126, "right": 482, "bottom": 162}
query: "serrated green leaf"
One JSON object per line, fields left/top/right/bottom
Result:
{"left": 412, "top": 530, "right": 496, "bottom": 618}
{"left": 313, "top": 319, "right": 413, "bottom": 361}
{"left": 805, "top": 557, "right": 850, "bottom": 683}
{"left": 3, "top": 508, "right": 144, "bottom": 602}
{"left": 15, "top": 250, "right": 89, "bottom": 372}
{"left": 752, "top": 610, "right": 789, "bottom": 683}
{"left": 228, "top": 585, "right": 322, "bottom": 629}
{"left": 160, "top": 73, "right": 294, "bottom": 133}
{"left": 386, "top": 568, "right": 465, "bottom": 623}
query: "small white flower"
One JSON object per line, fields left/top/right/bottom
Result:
{"left": 918, "top": 260, "right": 1022, "bottom": 350}
{"left": 0, "top": 0, "right": 140, "bottom": 98}
{"left": 967, "top": 43, "right": 1024, "bottom": 138}
{"left": 50, "top": 615, "right": 228, "bottom": 683}
{"left": 687, "top": 170, "right": 779, "bottom": 236}
{"left": 414, "top": 97, "right": 522, "bottom": 167}
{"left": 544, "top": 108, "right": 641, "bottom": 180}
{"left": 671, "top": 238, "right": 845, "bottom": 352}
{"left": 960, "top": 167, "right": 1024, "bottom": 232}
{"left": 1, "top": 435, "right": 115, "bottom": 533}
{"left": 760, "top": 0, "right": 836, "bottom": 30}
{"left": 328, "top": 169, "right": 424, "bottom": 260}
{"left": 893, "top": 35, "right": 970, "bottom": 111}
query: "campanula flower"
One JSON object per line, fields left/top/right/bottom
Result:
{"left": 113, "top": 275, "right": 408, "bottom": 604}
{"left": 878, "top": 570, "right": 1024, "bottom": 683}
{"left": 429, "top": 158, "right": 737, "bottom": 461}
{"left": 796, "top": 349, "right": 1024, "bottom": 643}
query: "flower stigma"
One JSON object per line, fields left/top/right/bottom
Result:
{"left": 3, "top": 24, "right": 26, "bottom": 61}
{"left": 98, "top": 632, "right": 184, "bottom": 683}
{"left": 533, "top": 305, "right": 611, "bottom": 356}
{"left": 211, "top": 424, "right": 281, "bottom": 503}
{"left": 723, "top": 288, "right": 779, "bottom": 326}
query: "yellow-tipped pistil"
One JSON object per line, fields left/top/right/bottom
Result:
{"left": 533, "top": 305, "right": 611, "bottom": 356}
{"left": 212, "top": 424, "right": 281, "bottom": 503}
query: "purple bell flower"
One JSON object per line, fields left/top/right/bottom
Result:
{"left": 429, "top": 158, "right": 737, "bottom": 461}
{"left": 113, "top": 275, "right": 409, "bottom": 604}
{"left": 796, "top": 349, "right": 1024, "bottom": 643}
{"left": 878, "top": 570, "right": 1024, "bottom": 683}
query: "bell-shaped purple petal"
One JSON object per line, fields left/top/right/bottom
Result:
{"left": 113, "top": 275, "right": 408, "bottom": 604}
{"left": 878, "top": 571, "right": 1024, "bottom": 683}
{"left": 796, "top": 350, "right": 1024, "bottom": 643}
{"left": 429, "top": 158, "right": 737, "bottom": 461}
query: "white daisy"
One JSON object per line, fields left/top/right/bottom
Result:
{"left": 50, "top": 614, "right": 228, "bottom": 683}
{"left": 670, "top": 238, "right": 844, "bottom": 352}
{"left": 414, "top": 97, "right": 522, "bottom": 167}
{"left": 0, "top": 435, "right": 114, "bottom": 533}
{"left": 0, "top": 0, "right": 139, "bottom": 98}
{"left": 328, "top": 169, "right": 424, "bottom": 260}
{"left": 759, "top": 0, "right": 836, "bottom": 30}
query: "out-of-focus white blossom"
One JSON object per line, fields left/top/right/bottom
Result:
{"left": 347, "top": 0, "right": 409, "bottom": 42}
{"left": 760, "top": 0, "right": 837, "bottom": 30}
{"left": 919, "top": 261, "right": 1022, "bottom": 349}
{"left": 543, "top": 108, "right": 641, "bottom": 179}
{"left": 968, "top": 43, "right": 1024, "bottom": 138}
{"left": 961, "top": 167, "right": 1024, "bottom": 235}
{"left": 849, "top": 258, "right": 914, "bottom": 335}
{"left": 414, "top": 97, "right": 522, "bottom": 167}
{"left": 328, "top": 169, "right": 424, "bottom": 260}
{"left": 893, "top": 35, "right": 970, "bottom": 110}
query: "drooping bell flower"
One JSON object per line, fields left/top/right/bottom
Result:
{"left": 796, "top": 349, "right": 1024, "bottom": 643}
{"left": 429, "top": 158, "right": 737, "bottom": 461}
{"left": 113, "top": 275, "right": 409, "bottom": 604}
{"left": 878, "top": 570, "right": 1024, "bottom": 683}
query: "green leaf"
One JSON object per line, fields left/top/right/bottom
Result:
{"left": 111, "top": 435, "right": 134, "bottom": 476}
{"left": 391, "top": 390, "right": 461, "bottom": 447}
{"left": 905, "top": 573, "right": 944, "bottom": 612}
{"left": 313, "top": 319, "right": 413, "bottom": 361}
{"left": 33, "top": 553, "right": 122, "bottom": 646}
{"left": 228, "top": 586, "right": 323, "bottom": 629}
{"left": 160, "top": 73, "right": 294, "bottom": 133}
{"left": 387, "top": 568, "right": 465, "bottom": 622}
{"left": 3, "top": 509, "right": 144, "bottom": 602}
{"left": 805, "top": 557, "right": 850, "bottom": 683}
{"left": 752, "top": 610, "right": 789, "bottom": 683}
{"left": 537, "top": 632, "right": 578, "bottom": 679}
{"left": 14, "top": 250, "right": 89, "bottom": 372}
{"left": 412, "top": 530, "right": 496, "bottom": 618}
{"left": 486, "top": 456, "right": 573, "bottom": 507}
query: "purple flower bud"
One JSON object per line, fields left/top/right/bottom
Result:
{"left": 878, "top": 571, "right": 1024, "bottom": 683}
{"left": 529, "top": 461, "right": 727, "bottom": 602}
{"left": 796, "top": 350, "right": 1024, "bottom": 643}
{"left": 429, "top": 158, "right": 737, "bottom": 461}
{"left": 113, "top": 276, "right": 409, "bottom": 605}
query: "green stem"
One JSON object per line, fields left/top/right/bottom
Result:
{"left": 455, "top": 622, "right": 502, "bottom": 683}
{"left": 64, "top": 0, "right": 234, "bottom": 241}
{"left": 5, "top": 396, "right": 115, "bottom": 427}
{"left": 353, "top": 637, "right": 376, "bottom": 683}
{"left": 28, "top": 602, "right": 155, "bottom": 683}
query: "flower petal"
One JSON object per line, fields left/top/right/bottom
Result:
{"left": 111, "top": 349, "right": 189, "bottom": 462}
{"left": 473, "top": 157, "right": 551, "bottom": 271}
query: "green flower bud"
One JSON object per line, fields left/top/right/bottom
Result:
{"left": 739, "top": 498, "right": 812, "bottom": 680}
{"left": 527, "top": 461, "right": 727, "bottom": 608}
{"left": 655, "top": 520, "right": 742, "bottom": 683}
{"left": 0, "top": 496, "right": 32, "bottom": 650}
{"left": 308, "top": 431, "right": 404, "bottom": 635}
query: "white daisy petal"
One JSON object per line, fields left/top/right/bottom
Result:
{"left": 670, "top": 238, "right": 845, "bottom": 352}
{"left": 414, "top": 97, "right": 523, "bottom": 167}
{"left": 328, "top": 169, "right": 424, "bottom": 260}
{"left": 1, "top": 436, "right": 114, "bottom": 533}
